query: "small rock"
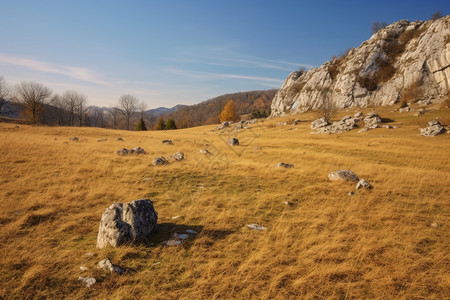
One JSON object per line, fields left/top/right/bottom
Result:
{"left": 399, "top": 107, "right": 410, "bottom": 113}
{"left": 152, "top": 157, "right": 169, "bottom": 166}
{"left": 98, "top": 258, "right": 125, "bottom": 274}
{"left": 116, "top": 147, "right": 147, "bottom": 155}
{"left": 69, "top": 137, "right": 79, "bottom": 142}
{"left": 200, "top": 149, "right": 211, "bottom": 154}
{"left": 354, "top": 111, "right": 364, "bottom": 118}
{"left": 420, "top": 120, "right": 446, "bottom": 137}
{"left": 78, "top": 276, "right": 96, "bottom": 288}
{"left": 283, "top": 201, "right": 293, "bottom": 206}
{"left": 116, "top": 137, "right": 124, "bottom": 141}
{"left": 97, "top": 139, "right": 107, "bottom": 142}
{"left": 247, "top": 224, "right": 265, "bottom": 230}
{"left": 172, "top": 152, "right": 184, "bottom": 161}
{"left": 171, "top": 215, "right": 181, "bottom": 219}
{"left": 175, "top": 233, "right": 189, "bottom": 240}
{"left": 79, "top": 266, "right": 88, "bottom": 271}
{"left": 254, "top": 147, "right": 262, "bottom": 150}
{"left": 186, "top": 229, "right": 198, "bottom": 234}
{"left": 276, "top": 162, "right": 294, "bottom": 168}
{"left": 293, "top": 119, "right": 301, "bottom": 125}
{"left": 328, "top": 170, "right": 359, "bottom": 182}
{"left": 162, "top": 140, "right": 173, "bottom": 145}
{"left": 430, "top": 222, "right": 438, "bottom": 228}
{"left": 348, "top": 191, "right": 355, "bottom": 196}
{"left": 142, "top": 177, "right": 151, "bottom": 181}
{"left": 164, "top": 240, "right": 181, "bottom": 246}
{"left": 216, "top": 121, "right": 230, "bottom": 130}
{"left": 355, "top": 179, "right": 372, "bottom": 190}
{"left": 228, "top": 138, "right": 239, "bottom": 146}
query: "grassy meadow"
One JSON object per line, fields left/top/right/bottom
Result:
{"left": 0, "top": 106, "right": 449, "bottom": 299}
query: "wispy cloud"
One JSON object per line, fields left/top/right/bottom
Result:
{"left": 0, "top": 53, "right": 112, "bottom": 86}
{"left": 167, "top": 68, "right": 284, "bottom": 84}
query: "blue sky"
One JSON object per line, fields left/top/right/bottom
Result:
{"left": 1, "top": 0, "right": 448, "bottom": 108}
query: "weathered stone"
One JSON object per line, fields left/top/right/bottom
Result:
{"left": 172, "top": 152, "right": 184, "bottom": 161}
{"left": 399, "top": 107, "right": 410, "bottom": 113}
{"left": 364, "top": 112, "right": 382, "bottom": 129}
{"left": 69, "top": 137, "right": 79, "bottom": 142}
{"left": 116, "top": 147, "right": 147, "bottom": 155}
{"left": 116, "top": 137, "right": 124, "bottom": 141}
{"left": 96, "top": 199, "right": 158, "bottom": 248}
{"left": 328, "top": 170, "right": 359, "bottom": 182}
{"left": 98, "top": 258, "right": 125, "bottom": 274}
{"left": 228, "top": 138, "right": 239, "bottom": 146}
{"left": 217, "top": 121, "right": 230, "bottom": 130}
{"left": 354, "top": 112, "right": 364, "bottom": 118}
{"left": 420, "top": 120, "right": 446, "bottom": 136}
{"left": 276, "top": 162, "right": 294, "bottom": 168}
{"left": 356, "top": 179, "right": 372, "bottom": 190}
{"left": 152, "top": 157, "right": 169, "bottom": 166}
{"left": 293, "top": 119, "right": 301, "bottom": 125}
{"left": 310, "top": 117, "right": 329, "bottom": 130}
{"left": 199, "top": 149, "right": 211, "bottom": 154}
{"left": 162, "top": 139, "right": 173, "bottom": 145}
{"left": 97, "top": 138, "right": 107, "bottom": 142}
{"left": 78, "top": 276, "right": 96, "bottom": 287}
{"left": 247, "top": 224, "right": 265, "bottom": 230}
{"left": 311, "top": 115, "right": 360, "bottom": 134}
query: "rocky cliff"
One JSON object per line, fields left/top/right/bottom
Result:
{"left": 271, "top": 16, "right": 450, "bottom": 117}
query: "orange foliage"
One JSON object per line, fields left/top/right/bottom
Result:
{"left": 218, "top": 99, "right": 238, "bottom": 122}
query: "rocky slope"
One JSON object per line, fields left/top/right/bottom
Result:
{"left": 271, "top": 16, "right": 450, "bottom": 117}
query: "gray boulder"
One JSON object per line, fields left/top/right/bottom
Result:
{"left": 356, "top": 179, "right": 372, "bottom": 190}
{"left": 98, "top": 258, "right": 125, "bottom": 274}
{"left": 217, "top": 121, "right": 230, "bottom": 130}
{"left": 364, "top": 112, "right": 382, "bottom": 129}
{"left": 96, "top": 199, "right": 158, "bottom": 248}
{"left": 328, "top": 170, "right": 359, "bottom": 182}
{"left": 420, "top": 120, "right": 446, "bottom": 136}
{"left": 310, "top": 117, "right": 329, "bottom": 130}
{"left": 152, "top": 157, "right": 169, "bottom": 166}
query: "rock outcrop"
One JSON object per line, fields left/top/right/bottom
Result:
{"left": 311, "top": 115, "right": 361, "bottom": 134}
{"left": 116, "top": 147, "right": 146, "bottom": 155}
{"left": 328, "top": 170, "right": 359, "bottom": 182}
{"left": 271, "top": 17, "right": 450, "bottom": 117}
{"left": 97, "top": 199, "right": 158, "bottom": 248}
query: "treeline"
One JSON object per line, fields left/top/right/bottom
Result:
{"left": 161, "top": 89, "right": 277, "bottom": 128}
{"left": 0, "top": 75, "right": 277, "bottom": 130}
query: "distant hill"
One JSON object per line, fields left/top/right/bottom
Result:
{"left": 152, "top": 89, "right": 277, "bottom": 128}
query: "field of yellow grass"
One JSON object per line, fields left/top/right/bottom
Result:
{"left": 1, "top": 106, "right": 449, "bottom": 299}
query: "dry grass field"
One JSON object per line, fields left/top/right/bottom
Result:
{"left": 0, "top": 106, "right": 449, "bottom": 299}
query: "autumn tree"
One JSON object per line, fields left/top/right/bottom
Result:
{"left": 166, "top": 118, "right": 177, "bottom": 130}
{"left": 15, "top": 81, "right": 52, "bottom": 124}
{"left": 119, "top": 94, "right": 138, "bottom": 130}
{"left": 218, "top": 99, "right": 238, "bottom": 122}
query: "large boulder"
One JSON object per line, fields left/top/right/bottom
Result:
{"left": 310, "top": 117, "right": 329, "bottom": 130}
{"left": 96, "top": 199, "right": 158, "bottom": 248}
{"left": 363, "top": 112, "right": 382, "bottom": 129}
{"left": 328, "top": 170, "right": 359, "bottom": 182}
{"left": 420, "top": 120, "right": 446, "bottom": 136}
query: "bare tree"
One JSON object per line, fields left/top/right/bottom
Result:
{"left": 372, "top": 21, "right": 388, "bottom": 34}
{"left": 74, "top": 93, "right": 87, "bottom": 126}
{"left": 15, "top": 81, "right": 52, "bottom": 124}
{"left": 0, "top": 76, "right": 11, "bottom": 114}
{"left": 119, "top": 94, "right": 138, "bottom": 130}
{"left": 138, "top": 101, "right": 148, "bottom": 118}
{"left": 62, "top": 90, "right": 86, "bottom": 126}
{"left": 107, "top": 106, "right": 121, "bottom": 129}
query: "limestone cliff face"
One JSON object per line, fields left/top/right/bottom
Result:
{"left": 270, "top": 17, "right": 450, "bottom": 117}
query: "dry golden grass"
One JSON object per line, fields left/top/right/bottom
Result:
{"left": 1, "top": 106, "right": 449, "bottom": 299}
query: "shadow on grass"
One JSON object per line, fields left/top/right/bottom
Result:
{"left": 381, "top": 118, "right": 396, "bottom": 123}
{"left": 143, "top": 223, "right": 234, "bottom": 249}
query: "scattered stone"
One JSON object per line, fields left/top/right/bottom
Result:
{"left": 172, "top": 152, "right": 184, "bottom": 161}
{"left": 116, "top": 137, "right": 124, "bottom": 141}
{"left": 283, "top": 201, "right": 294, "bottom": 206}
{"left": 216, "top": 121, "right": 230, "bottom": 130}
{"left": 199, "top": 149, "right": 211, "bottom": 154}
{"left": 175, "top": 233, "right": 189, "bottom": 240}
{"left": 228, "top": 138, "right": 239, "bottom": 146}
{"left": 97, "top": 138, "right": 107, "bottom": 142}
{"left": 276, "top": 162, "right": 294, "bottom": 168}
{"left": 363, "top": 111, "right": 382, "bottom": 129}
{"left": 328, "top": 170, "right": 359, "bottom": 182}
{"left": 430, "top": 222, "right": 438, "bottom": 228}
{"left": 420, "top": 120, "right": 446, "bottom": 136}
{"left": 69, "top": 137, "right": 79, "bottom": 142}
{"left": 152, "top": 157, "right": 169, "bottom": 166}
{"left": 79, "top": 266, "right": 88, "bottom": 271}
{"left": 277, "top": 121, "right": 287, "bottom": 126}
{"left": 171, "top": 215, "right": 181, "bottom": 219}
{"left": 162, "top": 139, "right": 173, "bottom": 145}
{"left": 254, "top": 147, "right": 262, "bottom": 150}
{"left": 116, "top": 147, "right": 147, "bottom": 155}
{"left": 96, "top": 199, "right": 158, "bottom": 248}
{"left": 348, "top": 191, "right": 355, "bottom": 196}
{"left": 86, "top": 252, "right": 93, "bottom": 257}
{"left": 98, "top": 258, "right": 125, "bottom": 275}
{"left": 78, "top": 276, "right": 96, "bottom": 288}
{"left": 310, "top": 117, "right": 329, "bottom": 130}
{"left": 293, "top": 119, "right": 301, "bottom": 125}
{"left": 186, "top": 229, "right": 198, "bottom": 234}
{"left": 247, "top": 224, "right": 266, "bottom": 230}
{"left": 354, "top": 111, "right": 364, "bottom": 118}
{"left": 164, "top": 240, "right": 181, "bottom": 246}
{"left": 355, "top": 179, "right": 372, "bottom": 190}
{"left": 399, "top": 107, "right": 410, "bottom": 113}
{"left": 142, "top": 177, "right": 151, "bottom": 181}
{"left": 381, "top": 125, "right": 392, "bottom": 129}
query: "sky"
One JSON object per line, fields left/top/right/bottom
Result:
{"left": 1, "top": 0, "right": 449, "bottom": 109}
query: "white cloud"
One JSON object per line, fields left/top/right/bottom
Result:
{"left": 0, "top": 53, "right": 112, "bottom": 87}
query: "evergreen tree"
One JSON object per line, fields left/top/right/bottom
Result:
{"left": 155, "top": 117, "right": 166, "bottom": 130}
{"left": 135, "top": 117, "right": 147, "bottom": 131}
{"left": 166, "top": 118, "right": 177, "bottom": 130}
